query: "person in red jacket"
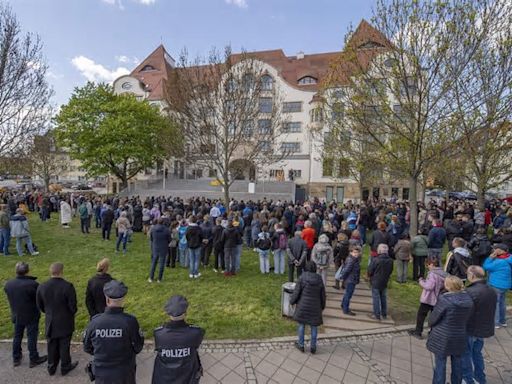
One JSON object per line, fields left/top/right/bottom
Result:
{"left": 301, "top": 220, "right": 316, "bottom": 261}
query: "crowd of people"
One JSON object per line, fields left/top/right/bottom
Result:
{"left": 1, "top": 189, "right": 512, "bottom": 383}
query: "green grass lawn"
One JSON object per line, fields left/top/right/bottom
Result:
{"left": 0, "top": 213, "right": 296, "bottom": 340}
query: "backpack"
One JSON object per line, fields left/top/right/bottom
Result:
{"left": 257, "top": 236, "right": 272, "bottom": 251}
{"left": 316, "top": 248, "right": 329, "bottom": 267}
{"left": 278, "top": 232, "right": 288, "bottom": 250}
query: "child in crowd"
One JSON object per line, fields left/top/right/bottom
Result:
{"left": 339, "top": 245, "right": 361, "bottom": 316}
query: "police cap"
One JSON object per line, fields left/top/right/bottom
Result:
{"left": 165, "top": 295, "right": 188, "bottom": 317}
{"left": 103, "top": 280, "right": 128, "bottom": 299}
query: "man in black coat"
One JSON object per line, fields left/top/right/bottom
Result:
{"left": 367, "top": 244, "right": 394, "bottom": 321}
{"left": 4, "top": 262, "right": 47, "bottom": 367}
{"left": 286, "top": 230, "right": 308, "bottom": 282}
{"left": 461, "top": 266, "right": 497, "bottom": 384}
{"left": 36, "top": 262, "right": 78, "bottom": 376}
{"left": 185, "top": 216, "right": 204, "bottom": 278}
{"left": 84, "top": 281, "right": 144, "bottom": 384}
{"left": 149, "top": 218, "right": 171, "bottom": 282}
{"left": 85, "top": 258, "right": 113, "bottom": 318}
{"left": 101, "top": 205, "right": 114, "bottom": 240}
{"left": 152, "top": 295, "right": 204, "bottom": 384}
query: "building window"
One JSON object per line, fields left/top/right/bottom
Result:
{"left": 141, "top": 65, "right": 156, "bottom": 72}
{"left": 323, "top": 158, "right": 333, "bottom": 177}
{"left": 281, "top": 142, "right": 301, "bottom": 153}
{"left": 259, "top": 97, "right": 273, "bottom": 113}
{"left": 311, "top": 107, "right": 324, "bottom": 123}
{"left": 326, "top": 186, "right": 334, "bottom": 201}
{"left": 292, "top": 169, "right": 302, "bottom": 178}
{"left": 400, "top": 77, "right": 417, "bottom": 97}
{"left": 337, "top": 159, "right": 350, "bottom": 178}
{"left": 261, "top": 75, "right": 273, "bottom": 91}
{"left": 228, "top": 122, "right": 236, "bottom": 136}
{"left": 258, "top": 119, "right": 272, "bottom": 134}
{"left": 282, "top": 122, "right": 302, "bottom": 133}
{"left": 337, "top": 186, "right": 345, "bottom": 202}
{"left": 259, "top": 141, "right": 271, "bottom": 151}
{"left": 242, "top": 74, "right": 255, "bottom": 91}
{"left": 331, "top": 102, "right": 344, "bottom": 121}
{"left": 226, "top": 100, "right": 235, "bottom": 113}
{"left": 242, "top": 120, "right": 253, "bottom": 137}
{"left": 402, "top": 188, "right": 410, "bottom": 200}
{"left": 298, "top": 76, "right": 317, "bottom": 85}
{"left": 283, "top": 102, "right": 302, "bottom": 113}
{"left": 208, "top": 168, "right": 218, "bottom": 178}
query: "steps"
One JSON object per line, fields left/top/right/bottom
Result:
{"left": 321, "top": 270, "right": 396, "bottom": 333}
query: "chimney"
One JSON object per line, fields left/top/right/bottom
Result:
{"left": 297, "top": 51, "right": 305, "bottom": 60}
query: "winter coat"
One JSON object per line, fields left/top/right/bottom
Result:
{"left": 370, "top": 230, "right": 392, "bottom": 252}
{"left": 411, "top": 235, "right": 429, "bottom": 257}
{"left": 250, "top": 219, "right": 261, "bottom": 241}
{"left": 394, "top": 239, "right": 411, "bottom": 261}
{"left": 461, "top": 221, "right": 474, "bottom": 242}
{"left": 4, "top": 275, "right": 40, "bottom": 325}
{"left": 468, "top": 234, "right": 492, "bottom": 265}
{"left": 185, "top": 224, "right": 203, "bottom": 249}
{"left": 102, "top": 208, "right": 114, "bottom": 226}
{"left": 311, "top": 234, "right": 333, "bottom": 269}
{"left": 483, "top": 254, "right": 512, "bottom": 290}
{"left": 287, "top": 235, "right": 307, "bottom": 266}
{"left": 271, "top": 229, "right": 288, "bottom": 251}
{"left": 445, "top": 247, "right": 472, "bottom": 280}
{"left": 222, "top": 226, "right": 242, "bottom": 249}
{"left": 465, "top": 280, "right": 497, "bottom": 339}
{"left": 419, "top": 268, "right": 447, "bottom": 306}
{"left": 9, "top": 214, "right": 30, "bottom": 238}
{"left": 0, "top": 210, "right": 10, "bottom": 229}
{"left": 445, "top": 220, "right": 463, "bottom": 242}
{"left": 85, "top": 273, "right": 113, "bottom": 318}
{"left": 289, "top": 271, "right": 326, "bottom": 327}
{"left": 301, "top": 227, "right": 316, "bottom": 249}
{"left": 333, "top": 240, "right": 350, "bottom": 264}
{"left": 339, "top": 255, "right": 361, "bottom": 285}
{"left": 200, "top": 221, "right": 213, "bottom": 242}
{"left": 211, "top": 224, "right": 224, "bottom": 251}
{"left": 367, "top": 253, "right": 393, "bottom": 290}
{"left": 60, "top": 201, "right": 72, "bottom": 225}
{"left": 427, "top": 291, "right": 474, "bottom": 356}
{"left": 428, "top": 226, "right": 446, "bottom": 249}
{"left": 151, "top": 224, "right": 171, "bottom": 257}
{"left": 116, "top": 217, "right": 131, "bottom": 234}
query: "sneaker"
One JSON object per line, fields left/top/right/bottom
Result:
{"left": 156, "top": 280, "right": 161, "bottom": 283}
{"left": 193, "top": 275, "right": 198, "bottom": 278}
{"left": 29, "top": 355, "right": 47, "bottom": 368}
{"left": 367, "top": 313, "right": 381, "bottom": 321}
{"left": 407, "top": 330, "right": 423, "bottom": 339}
{"left": 189, "top": 274, "right": 194, "bottom": 278}
{"left": 213, "top": 268, "right": 218, "bottom": 273}
{"left": 310, "top": 347, "right": 317, "bottom": 354}
{"left": 294, "top": 342, "right": 305, "bottom": 353}
{"left": 382, "top": 315, "right": 387, "bottom": 320}
{"left": 495, "top": 325, "right": 502, "bottom": 329}
{"left": 31, "top": 252, "right": 39, "bottom": 256}
{"left": 148, "top": 278, "right": 153, "bottom": 283}
{"left": 196, "top": 272, "right": 201, "bottom": 278}
{"left": 500, "top": 323, "right": 508, "bottom": 327}
{"left": 344, "top": 311, "right": 356, "bottom": 316}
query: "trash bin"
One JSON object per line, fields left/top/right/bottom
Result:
{"left": 281, "top": 282, "right": 296, "bottom": 317}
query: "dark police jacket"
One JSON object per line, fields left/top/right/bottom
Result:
{"left": 83, "top": 307, "right": 144, "bottom": 378}
{"left": 4, "top": 275, "right": 40, "bottom": 325}
{"left": 466, "top": 280, "right": 497, "bottom": 338}
{"left": 85, "top": 273, "right": 113, "bottom": 318}
{"left": 36, "top": 277, "right": 77, "bottom": 338}
{"left": 152, "top": 320, "right": 204, "bottom": 384}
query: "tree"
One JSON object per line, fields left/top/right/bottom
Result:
{"left": 450, "top": 4, "right": 512, "bottom": 209}
{"left": 0, "top": 4, "right": 53, "bottom": 157}
{"left": 323, "top": 0, "right": 505, "bottom": 236}
{"left": 29, "top": 132, "right": 69, "bottom": 192}
{"left": 55, "top": 82, "right": 182, "bottom": 190}
{"left": 166, "top": 46, "right": 289, "bottom": 203}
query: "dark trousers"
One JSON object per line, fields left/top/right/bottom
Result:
{"left": 288, "top": 263, "right": 303, "bottom": 282}
{"left": 201, "top": 241, "right": 213, "bottom": 266}
{"left": 415, "top": 302, "right": 434, "bottom": 335}
{"left": 166, "top": 246, "right": 177, "bottom": 267}
{"left": 371, "top": 288, "right": 387, "bottom": 319}
{"left": 149, "top": 253, "right": 166, "bottom": 281}
{"left": 412, "top": 255, "right": 427, "bottom": 280}
{"left": 13, "top": 320, "right": 39, "bottom": 362}
{"left": 224, "top": 247, "right": 236, "bottom": 273}
{"left": 341, "top": 282, "right": 356, "bottom": 313}
{"left": 214, "top": 248, "right": 225, "bottom": 270}
{"left": 47, "top": 335, "right": 72, "bottom": 373}
{"left": 95, "top": 215, "right": 101, "bottom": 228}
{"left": 80, "top": 218, "right": 90, "bottom": 233}
{"left": 102, "top": 223, "right": 112, "bottom": 240}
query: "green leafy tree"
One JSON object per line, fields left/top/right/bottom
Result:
{"left": 55, "top": 82, "right": 182, "bottom": 190}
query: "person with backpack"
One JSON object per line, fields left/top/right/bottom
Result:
{"left": 185, "top": 216, "right": 203, "bottom": 279}
{"left": 271, "top": 223, "right": 287, "bottom": 275}
{"left": 483, "top": 243, "right": 512, "bottom": 328}
{"left": 444, "top": 237, "right": 472, "bottom": 281}
{"left": 256, "top": 225, "right": 272, "bottom": 274}
{"left": 311, "top": 234, "right": 333, "bottom": 287}
{"left": 408, "top": 256, "right": 447, "bottom": 339}
{"left": 411, "top": 229, "right": 429, "bottom": 280}
{"left": 287, "top": 230, "right": 308, "bottom": 282}
{"left": 332, "top": 232, "right": 349, "bottom": 289}
{"left": 468, "top": 227, "right": 492, "bottom": 266}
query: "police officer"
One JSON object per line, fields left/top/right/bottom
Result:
{"left": 83, "top": 281, "right": 144, "bottom": 384}
{"left": 152, "top": 295, "right": 204, "bottom": 384}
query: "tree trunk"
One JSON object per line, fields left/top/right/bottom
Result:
{"left": 477, "top": 189, "right": 485, "bottom": 211}
{"left": 120, "top": 177, "right": 128, "bottom": 192}
{"left": 409, "top": 176, "right": 419, "bottom": 237}
{"left": 223, "top": 173, "right": 230, "bottom": 204}
{"left": 44, "top": 176, "right": 50, "bottom": 193}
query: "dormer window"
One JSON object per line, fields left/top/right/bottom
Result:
{"left": 298, "top": 76, "right": 317, "bottom": 85}
{"left": 141, "top": 64, "right": 156, "bottom": 72}
{"left": 357, "top": 41, "right": 385, "bottom": 49}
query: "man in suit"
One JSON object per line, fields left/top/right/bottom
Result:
{"left": 36, "top": 262, "right": 78, "bottom": 376}
{"left": 4, "top": 262, "right": 47, "bottom": 367}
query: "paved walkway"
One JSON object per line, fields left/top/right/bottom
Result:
{"left": 1, "top": 325, "right": 512, "bottom": 383}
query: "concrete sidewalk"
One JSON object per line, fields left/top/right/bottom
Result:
{"left": 1, "top": 326, "right": 512, "bottom": 383}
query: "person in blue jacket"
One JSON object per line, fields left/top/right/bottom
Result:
{"left": 483, "top": 243, "right": 512, "bottom": 328}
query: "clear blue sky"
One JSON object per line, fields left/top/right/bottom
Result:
{"left": 10, "top": 0, "right": 375, "bottom": 106}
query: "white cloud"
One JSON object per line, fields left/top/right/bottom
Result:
{"left": 46, "top": 71, "right": 63, "bottom": 80}
{"left": 101, "top": 0, "right": 124, "bottom": 10}
{"left": 225, "top": 0, "right": 247, "bottom": 8}
{"left": 135, "top": 0, "right": 156, "bottom": 4}
{"left": 71, "top": 56, "right": 130, "bottom": 83}
{"left": 115, "top": 55, "right": 140, "bottom": 65}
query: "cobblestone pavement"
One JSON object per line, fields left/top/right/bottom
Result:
{"left": 1, "top": 326, "right": 512, "bottom": 383}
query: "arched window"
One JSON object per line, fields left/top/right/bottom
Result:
{"left": 141, "top": 64, "right": 156, "bottom": 72}
{"left": 298, "top": 76, "right": 317, "bottom": 85}
{"left": 261, "top": 75, "right": 273, "bottom": 91}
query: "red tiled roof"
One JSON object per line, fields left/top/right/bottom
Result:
{"left": 130, "top": 20, "right": 391, "bottom": 100}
